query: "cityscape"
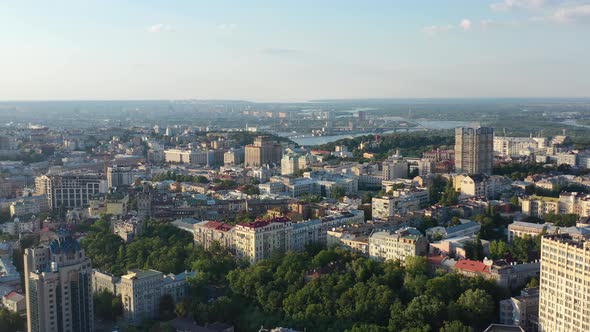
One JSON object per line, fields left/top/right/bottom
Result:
{"left": 2, "top": 1, "right": 590, "bottom": 332}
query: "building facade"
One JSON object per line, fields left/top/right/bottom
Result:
{"left": 24, "top": 232, "right": 94, "bottom": 332}
{"left": 107, "top": 165, "right": 133, "bottom": 188}
{"left": 539, "top": 234, "right": 590, "bottom": 332}
{"left": 455, "top": 127, "right": 494, "bottom": 175}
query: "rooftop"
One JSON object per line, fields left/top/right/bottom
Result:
{"left": 454, "top": 259, "right": 489, "bottom": 273}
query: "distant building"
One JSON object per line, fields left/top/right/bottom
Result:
{"left": 39, "top": 173, "right": 107, "bottom": 210}
{"left": 494, "top": 136, "right": 546, "bottom": 158}
{"left": 107, "top": 165, "right": 133, "bottom": 189}
{"left": 245, "top": 136, "right": 282, "bottom": 167}
{"left": 425, "top": 219, "right": 481, "bottom": 240}
{"left": 455, "top": 127, "right": 494, "bottom": 175}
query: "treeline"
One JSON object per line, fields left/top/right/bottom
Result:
{"left": 81, "top": 216, "right": 194, "bottom": 276}
{"left": 222, "top": 248, "right": 506, "bottom": 332}
{"left": 315, "top": 131, "right": 454, "bottom": 159}
{"left": 81, "top": 220, "right": 506, "bottom": 332}
{"left": 152, "top": 171, "right": 209, "bottom": 184}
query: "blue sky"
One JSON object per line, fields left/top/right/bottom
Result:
{"left": 1, "top": 0, "right": 589, "bottom": 101}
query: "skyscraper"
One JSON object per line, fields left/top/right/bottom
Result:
{"left": 538, "top": 233, "right": 590, "bottom": 332}
{"left": 454, "top": 127, "right": 494, "bottom": 175}
{"left": 24, "top": 230, "right": 94, "bottom": 332}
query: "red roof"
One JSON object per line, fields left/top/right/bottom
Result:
{"left": 203, "top": 221, "right": 234, "bottom": 232}
{"left": 454, "top": 260, "right": 489, "bottom": 273}
{"left": 427, "top": 255, "right": 446, "bottom": 265}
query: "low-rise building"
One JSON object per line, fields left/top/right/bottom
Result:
{"left": 425, "top": 219, "right": 481, "bottom": 240}
{"left": 453, "top": 258, "right": 540, "bottom": 290}
{"left": 368, "top": 227, "right": 428, "bottom": 262}
{"left": 193, "top": 221, "right": 235, "bottom": 250}
{"left": 2, "top": 291, "right": 25, "bottom": 315}
{"left": 499, "top": 288, "right": 539, "bottom": 332}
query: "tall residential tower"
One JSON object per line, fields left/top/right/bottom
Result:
{"left": 24, "top": 231, "right": 94, "bottom": 332}
{"left": 454, "top": 127, "right": 494, "bottom": 175}
{"left": 538, "top": 233, "right": 590, "bottom": 332}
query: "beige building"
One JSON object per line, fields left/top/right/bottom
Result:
{"left": 92, "top": 270, "right": 120, "bottom": 295}
{"left": 233, "top": 211, "right": 364, "bottom": 264}
{"left": 368, "top": 227, "right": 428, "bottom": 262}
{"left": 539, "top": 234, "right": 590, "bottom": 332}
{"left": 24, "top": 233, "right": 94, "bottom": 332}
{"left": 2, "top": 291, "right": 25, "bottom": 315}
{"left": 193, "top": 221, "right": 235, "bottom": 250}
{"left": 244, "top": 136, "right": 282, "bottom": 167}
{"left": 281, "top": 153, "right": 310, "bottom": 176}
{"left": 119, "top": 269, "right": 163, "bottom": 325}
{"left": 455, "top": 127, "right": 494, "bottom": 175}
{"left": 494, "top": 136, "right": 546, "bottom": 158}
{"left": 521, "top": 196, "right": 561, "bottom": 218}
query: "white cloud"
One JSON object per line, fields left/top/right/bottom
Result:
{"left": 460, "top": 19, "right": 473, "bottom": 30}
{"left": 490, "top": 0, "right": 545, "bottom": 11}
{"left": 217, "top": 23, "right": 237, "bottom": 30}
{"left": 422, "top": 24, "right": 454, "bottom": 35}
{"left": 553, "top": 4, "right": 590, "bottom": 22}
{"left": 147, "top": 23, "right": 171, "bottom": 33}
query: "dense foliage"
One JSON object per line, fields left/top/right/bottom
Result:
{"left": 81, "top": 216, "right": 507, "bottom": 331}
{"left": 315, "top": 131, "right": 454, "bottom": 160}
{"left": 0, "top": 308, "right": 25, "bottom": 332}
{"left": 152, "top": 171, "right": 209, "bottom": 184}
{"left": 221, "top": 249, "right": 505, "bottom": 332}
{"left": 81, "top": 215, "right": 194, "bottom": 275}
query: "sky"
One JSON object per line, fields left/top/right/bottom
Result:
{"left": 1, "top": 0, "right": 590, "bottom": 101}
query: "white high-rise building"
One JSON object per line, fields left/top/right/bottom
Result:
{"left": 539, "top": 233, "right": 590, "bottom": 332}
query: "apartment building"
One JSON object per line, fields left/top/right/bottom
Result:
{"left": 455, "top": 127, "right": 494, "bottom": 175}
{"left": 368, "top": 227, "right": 428, "bottom": 262}
{"left": 245, "top": 136, "right": 282, "bottom": 167}
{"left": 539, "top": 234, "right": 590, "bottom": 332}
{"left": 24, "top": 232, "right": 94, "bottom": 332}
{"left": 39, "top": 173, "right": 107, "bottom": 210}
{"left": 233, "top": 211, "right": 364, "bottom": 263}
{"left": 107, "top": 165, "right": 133, "bottom": 188}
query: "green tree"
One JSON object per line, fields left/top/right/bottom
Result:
{"left": 440, "top": 320, "right": 474, "bottom": 332}
{"left": 0, "top": 307, "right": 25, "bottom": 332}
{"left": 331, "top": 187, "right": 346, "bottom": 200}
{"left": 456, "top": 289, "right": 495, "bottom": 329}
{"left": 489, "top": 240, "right": 509, "bottom": 260}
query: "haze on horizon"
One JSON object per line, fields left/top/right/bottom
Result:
{"left": 1, "top": 0, "right": 590, "bottom": 102}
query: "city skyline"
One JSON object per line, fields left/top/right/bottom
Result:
{"left": 1, "top": 0, "right": 590, "bottom": 101}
